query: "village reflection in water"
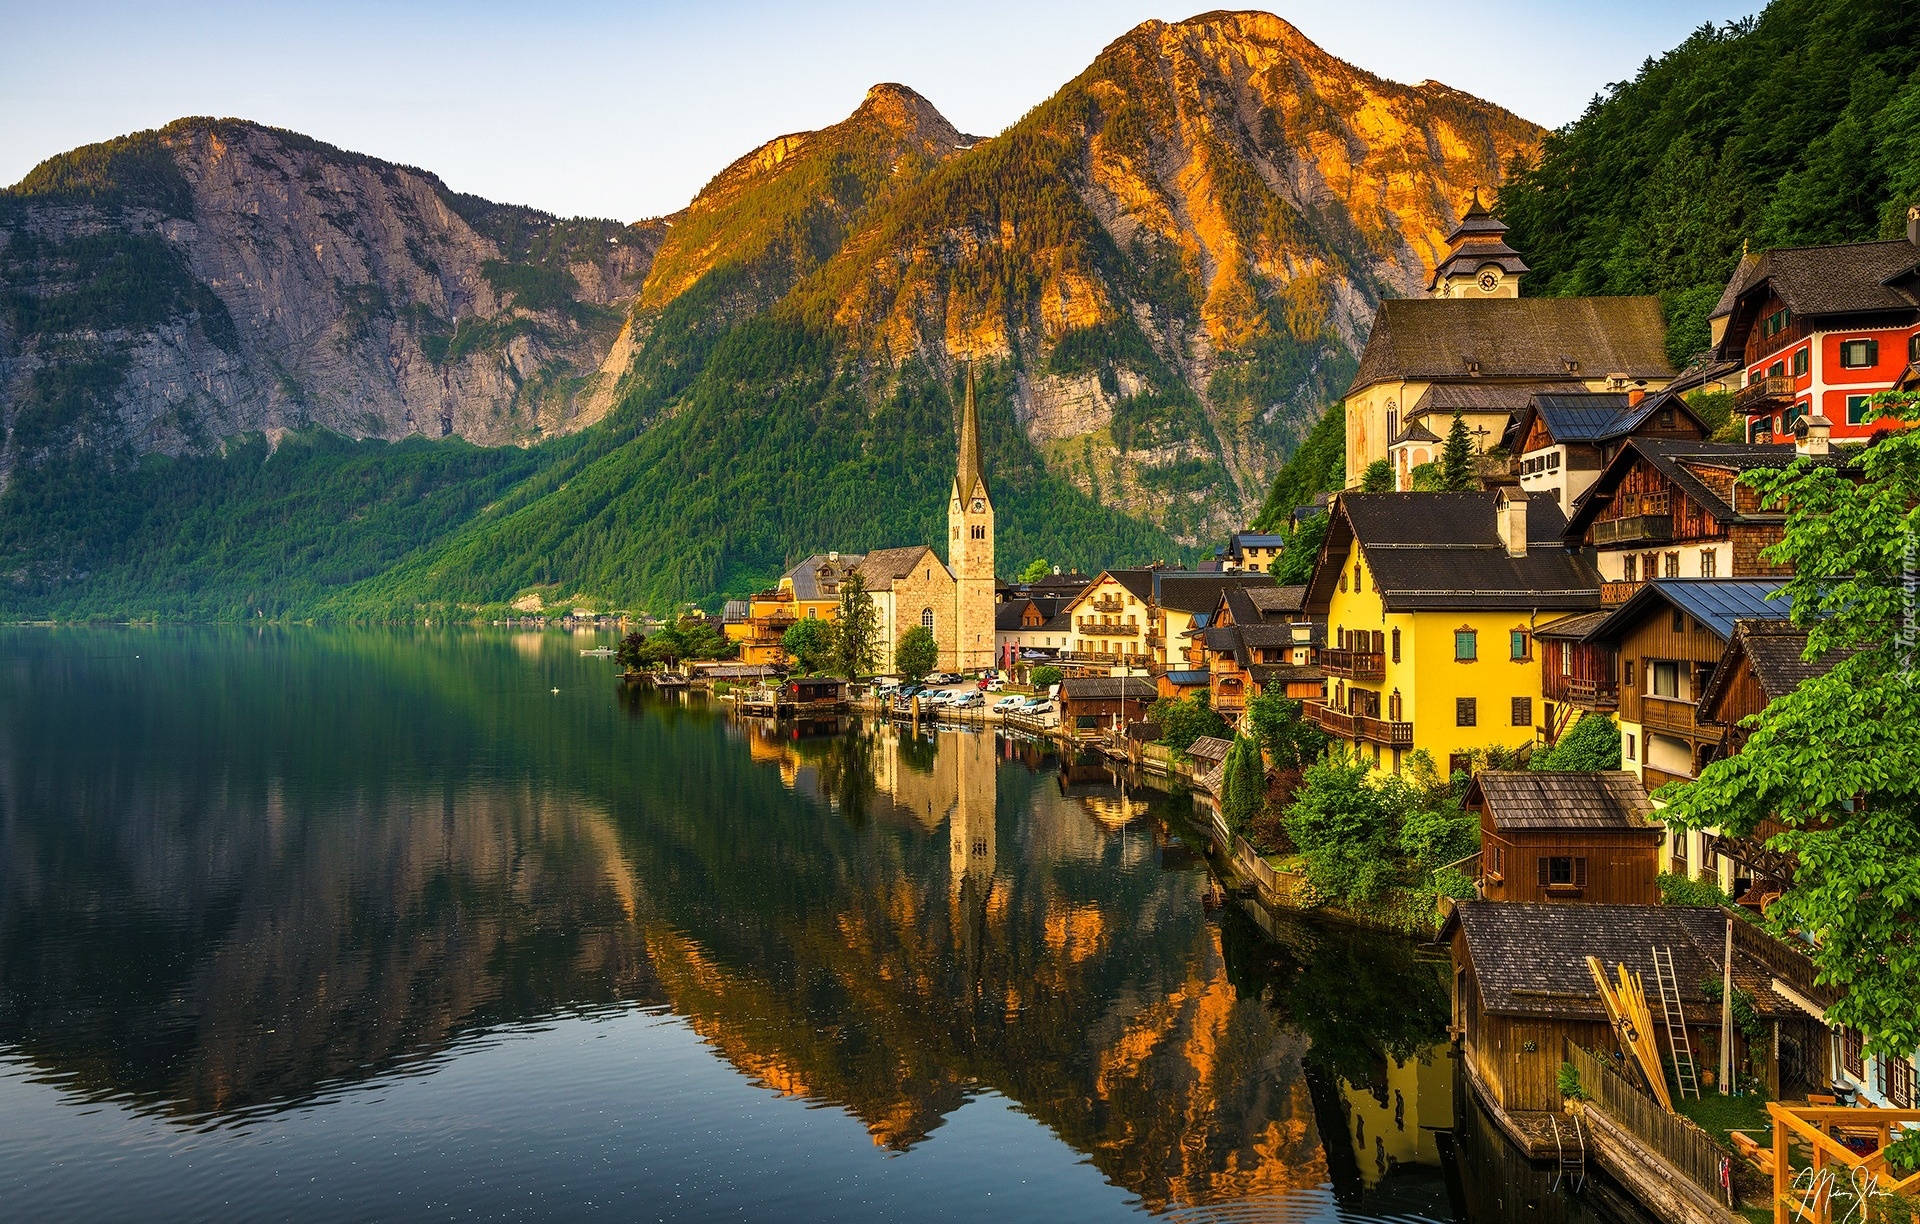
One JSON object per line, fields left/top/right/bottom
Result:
{"left": 0, "top": 629, "right": 1645, "bottom": 1221}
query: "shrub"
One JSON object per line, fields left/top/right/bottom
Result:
{"left": 1558, "top": 1061, "right": 1589, "bottom": 1101}
{"left": 1150, "top": 692, "right": 1228, "bottom": 755}
{"left": 1658, "top": 871, "right": 1734, "bottom": 908}
{"left": 1530, "top": 713, "right": 1623, "bottom": 771}
{"left": 1028, "top": 664, "right": 1063, "bottom": 690}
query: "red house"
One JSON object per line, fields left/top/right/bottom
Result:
{"left": 1710, "top": 208, "right": 1920, "bottom": 444}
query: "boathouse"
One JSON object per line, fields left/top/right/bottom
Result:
{"left": 1467, "top": 771, "right": 1661, "bottom": 905}
{"left": 1059, "top": 676, "right": 1158, "bottom": 734}
{"left": 1444, "top": 902, "right": 1812, "bottom": 1114}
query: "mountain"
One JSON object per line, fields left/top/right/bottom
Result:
{"left": 1496, "top": 0, "right": 1920, "bottom": 365}
{"left": 0, "top": 116, "right": 663, "bottom": 481}
{"left": 0, "top": 12, "right": 1546, "bottom": 618}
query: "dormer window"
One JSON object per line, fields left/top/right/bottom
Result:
{"left": 1562, "top": 356, "right": 1580, "bottom": 373}
{"left": 1463, "top": 356, "right": 1482, "bottom": 376}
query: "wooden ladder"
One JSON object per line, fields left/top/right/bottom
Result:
{"left": 1652, "top": 945, "right": 1700, "bottom": 1099}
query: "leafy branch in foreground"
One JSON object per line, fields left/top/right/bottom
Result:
{"left": 1659, "top": 392, "right": 1920, "bottom": 1055}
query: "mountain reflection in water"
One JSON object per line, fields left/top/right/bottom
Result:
{"left": 0, "top": 628, "right": 1635, "bottom": 1222}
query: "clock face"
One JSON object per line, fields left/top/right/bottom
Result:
{"left": 1478, "top": 269, "right": 1501, "bottom": 293}
{"left": 971, "top": 499, "right": 985, "bottom": 513}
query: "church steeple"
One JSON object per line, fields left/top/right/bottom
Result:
{"left": 1429, "top": 188, "right": 1529, "bottom": 298}
{"left": 955, "top": 365, "right": 989, "bottom": 504}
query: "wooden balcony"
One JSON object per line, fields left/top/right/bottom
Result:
{"left": 1601, "top": 580, "right": 1644, "bottom": 605}
{"left": 1089, "top": 596, "right": 1126, "bottom": 614}
{"left": 1545, "top": 674, "right": 1619, "bottom": 709}
{"left": 1322, "top": 648, "right": 1385, "bottom": 681}
{"left": 1310, "top": 704, "right": 1357, "bottom": 739}
{"left": 1734, "top": 374, "right": 1795, "bottom": 416}
{"left": 1076, "top": 619, "right": 1139, "bottom": 636}
{"left": 1639, "top": 693, "right": 1703, "bottom": 738}
{"left": 1307, "top": 704, "right": 1411, "bottom": 746}
{"left": 1641, "top": 764, "right": 1694, "bottom": 791}
{"left": 1592, "top": 514, "right": 1673, "bottom": 546}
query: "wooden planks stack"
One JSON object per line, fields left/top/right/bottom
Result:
{"left": 1586, "top": 955, "right": 1675, "bottom": 1112}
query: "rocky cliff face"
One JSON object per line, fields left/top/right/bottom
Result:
{"left": 0, "top": 118, "right": 663, "bottom": 482}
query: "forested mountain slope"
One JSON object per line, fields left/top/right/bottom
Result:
{"left": 1496, "top": 0, "right": 1920, "bottom": 365}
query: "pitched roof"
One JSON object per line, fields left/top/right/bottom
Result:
{"left": 722, "top": 600, "right": 751, "bottom": 624}
{"left": 1306, "top": 492, "right": 1602, "bottom": 613}
{"left": 1584, "top": 579, "right": 1792, "bottom": 647}
{"left": 1152, "top": 571, "right": 1277, "bottom": 613}
{"left": 1534, "top": 609, "right": 1613, "bottom": 641}
{"left": 995, "top": 600, "right": 1034, "bottom": 631}
{"left": 1162, "top": 670, "right": 1210, "bottom": 686}
{"left": 1696, "top": 618, "right": 1850, "bottom": 722}
{"left": 1561, "top": 438, "right": 1853, "bottom": 541}
{"left": 1249, "top": 586, "right": 1307, "bottom": 615}
{"left": 1186, "top": 736, "right": 1234, "bottom": 763}
{"left": 1711, "top": 239, "right": 1920, "bottom": 322}
{"left": 1093, "top": 569, "right": 1159, "bottom": 603}
{"left": 1061, "top": 676, "right": 1159, "bottom": 701}
{"left": 1350, "top": 297, "right": 1673, "bottom": 396}
{"left": 1445, "top": 902, "right": 1796, "bottom": 1022}
{"left": 856, "top": 545, "right": 940, "bottom": 588}
{"left": 1410, "top": 381, "right": 1571, "bottom": 417}
{"left": 1251, "top": 662, "right": 1326, "bottom": 685}
{"left": 784, "top": 553, "right": 865, "bottom": 601}
{"left": 1468, "top": 771, "right": 1654, "bottom": 831}
{"left": 1230, "top": 532, "right": 1287, "bottom": 549}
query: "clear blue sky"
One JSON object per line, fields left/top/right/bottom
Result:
{"left": 3, "top": 0, "right": 1759, "bottom": 221}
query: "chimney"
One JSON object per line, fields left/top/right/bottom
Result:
{"left": 1496, "top": 488, "right": 1528, "bottom": 557}
{"left": 1796, "top": 414, "right": 1832, "bottom": 457}
{"left": 828, "top": 550, "right": 840, "bottom": 563}
{"left": 1627, "top": 388, "right": 1646, "bottom": 407}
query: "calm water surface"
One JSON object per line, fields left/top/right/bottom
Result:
{"left": 0, "top": 629, "right": 1640, "bottom": 1222}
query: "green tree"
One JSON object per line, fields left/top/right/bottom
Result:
{"left": 829, "top": 571, "right": 879, "bottom": 677}
{"left": 894, "top": 625, "right": 938, "bottom": 681}
{"left": 1220, "top": 734, "right": 1267, "bottom": 834}
{"left": 1360, "top": 459, "right": 1394, "bottom": 492}
{"left": 1028, "top": 664, "right": 1063, "bottom": 690}
{"left": 1660, "top": 392, "right": 1920, "bottom": 1056}
{"left": 1148, "top": 692, "right": 1228, "bottom": 755}
{"left": 781, "top": 617, "right": 833, "bottom": 673}
{"left": 1284, "top": 752, "right": 1400, "bottom": 903}
{"left": 1273, "top": 512, "right": 1328, "bottom": 585}
{"left": 615, "top": 631, "right": 647, "bottom": 671}
{"left": 1439, "top": 410, "right": 1475, "bottom": 491}
{"left": 1529, "top": 712, "right": 1623, "bottom": 771}
{"left": 1018, "top": 558, "right": 1054, "bottom": 583}
{"left": 1245, "top": 692, "right": 1327, "bottom": 770}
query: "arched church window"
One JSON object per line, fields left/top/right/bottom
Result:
{"left": 921, "top": 608, "right": 935, "bottom": 630}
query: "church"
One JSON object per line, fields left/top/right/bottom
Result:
{"left": 742, "top": 368, "right": 999, "bottom": 674}
{"left": 1343, "top": 192, "right": 1677, "bottom": 490}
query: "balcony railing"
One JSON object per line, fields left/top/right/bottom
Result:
{"left": 1546, "top": 674, "right": 1620, "bottom": 708}
{"left": 1310, "top": 705, "right": 1357, "bottom": 739}
{"left": 1076, "top": 619, "right": 1139, "bottom": 636}
{"left": 1322, "top": 648, "right": 1386, "bottom": 681}
{"left": 1358, "top": 715, "right": 1415, "bottom": 747}
{"left": 1600, "top": 580, "right": 1644, "bottom": 605}
{"left": 1592, "top": 514, "right": 1674, "bottom": 546}
{"left": 1639, "top": 693, "right": 1702, "bottom": 737}
{"left": 1734, "top": 374, "right": 1795, "bottom": 416}
{"left": 1089, "top": 597, "right": 1126, "bottom": 614}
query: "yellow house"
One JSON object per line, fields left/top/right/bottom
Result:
{"left": 1303, "top": 489, "right": 1603, "bottom": 775}
{"left": 1059, "top": 569, "right": 1277, "bottom": 676}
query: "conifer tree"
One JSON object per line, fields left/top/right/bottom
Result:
{"left": 1439, "top": 411, "right": 1475, "bottom": 491}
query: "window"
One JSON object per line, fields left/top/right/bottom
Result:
{"left": 970, "top": 524, "right": 985, "bottom": 540}
{"left": 1388, "top": 690, "right": 1403, "bottom": 721}
{"left": 1390, "top": 627, "right": 1401, "bottom": 663}
{"left": 1846, "top": 394, "right": 1873, "bottom": 426}
{"left": 1386, "top": 408, "right": 1399, "bottom": 440}
{"left": 1912, "top": 332, "right": 1920, "bottom": 365}
{"left": 1784, "top": 401, "right": 1808, "bottom": 431}
{"left": 1512, "top": 697, "right": 1532, "bottom": 727}
{"left": 1510, "top": 630, "right": 1529, "bottom": 660}
{"left": 1881, "top": 1055, "right": 1915, "bottom": 1109}
{"left": 1623, "top": 660, "right": 1635, "bottom": 687}
{"left": 1626, "top": 733, "right": 1636, "bottom": 761}
{"left": 1839, "top": 338, "right": 1879, "bottom": 369}
{"left": 1749, "top": 417, "right": 1773, "bottom": 444}
{"left": 807, "top": 608, "right": 817, "bottom": 619}
{"left": 1354, "top": 563, "right": 1363, "bottom": 593}
{"left": 1699, "top": 549, "right": 1717, "bottom": 578}
{"left": 1763, "top": 307, "right": 1790, "bottom": 339}
{"left": 921, "top": 607, "right": 935, "bottom": 630}
{"left": 1842, "top": 1028, "right": 1865, "bottom": 1079}
{"left": 1339, "top": 572, "right": 1348, "bottom": 593}
{"left": 1652, "top": 661, "right": 1680, "bottom": 698}
{"left": 1672, "top": 608, "right": 1687, "bottom": 634}
{"left": 1454, "top": 629, "right": 1477, "bottom": 661}
{"left": 1664, "top": 552, "right": 1681, "bottom": 578}
{"left": 1490, "top": 845, "right": 1504, "bottom": 879}
{"left": 1540, "top": 856, "right": 1588, "bottom": 889}
{"left": 1622, "top": 555, "right": 1637, "bottom": 583}
{"left": 1791, "top": 347, "right": 1810, "bottom": 377}
{"left": 1767, "top": 360, "right": 1786, "bottom": 380}
{"left": 1456, "top": 697, "right": 1477, "bottom": 727}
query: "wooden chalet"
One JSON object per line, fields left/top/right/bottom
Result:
{"left": 1583, "top": 579, "right": 1793, "bottom": 793}
{"left": 1468, "top": 771, "right": 1661, "bottom": 905}
{"left": 1506, "top": 388, "right": 1706, "bottom": 508}
{"left": 1059, "top": 676, "right": 1159, "bottom": 734}
{"left": 1444, "top": 902, "right": 1821, "bottom": 1119}
{"left": 1534, "top": 608, "right": 1617, "bottom": 741}
{"left": 1688, "top": 619, "right": 1849, "bottom": 905}
{"left": 1186, "top": 582, "right": 1324, "bottom": 716}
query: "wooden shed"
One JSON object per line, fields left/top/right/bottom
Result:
{"left": 1467, "top": 770, "right": 1662, "bottom": 905}
{"left": 1060, "top": 676, "right": 1158, "bottom": 733}
{"left": 1444, "top": 901, "right": 1815, "bottom": 1117}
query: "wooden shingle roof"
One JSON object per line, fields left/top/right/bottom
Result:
{"left": 1445, "top": 902, "right": 1798, "bottom": 1023}
{"left": 1467, "top": 770, "right": 1653, "bottom": 831}
{"left": 1349, "top": 297, "right": 1673, "bottom": 396}
{"left": 1185, "top": 736, "right": 1234, "bottom": 763}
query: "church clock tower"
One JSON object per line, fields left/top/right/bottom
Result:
{"left": 949, "top": 367, "right": 996, "bottom": 672}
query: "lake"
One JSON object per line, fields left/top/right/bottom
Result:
{"left": 0, "top": 628, "right": 1645, "bottom": 1221}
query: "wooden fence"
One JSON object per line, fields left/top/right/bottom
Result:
{"left": 1567, "top": 1042, "right": 1730, "bottom": 1202}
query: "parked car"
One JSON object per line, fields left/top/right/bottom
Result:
{"left": 948, "top": 691, "right": 984, "bottom": 710}
{"left": 927, "top": 672, "right": 960, "bottom": 685}
{"left": 1021, "top": 697, "right": 1054, "bottom": 713}
{"left": 992, "top": 695, "right": 1025, "bottom": 712}
{"left": 923, "top": 688, "right": 956, "bottom": 706}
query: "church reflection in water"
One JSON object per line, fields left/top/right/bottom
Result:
{"left": 0, "top": 631, "right": 1632, "bottom": 1221}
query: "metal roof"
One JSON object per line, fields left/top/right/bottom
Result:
{"left": 1585, "top": 579, "right": 1792, "bottom": 646}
